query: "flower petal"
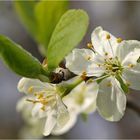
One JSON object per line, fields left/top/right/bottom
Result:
{"left": 122, "top": 69, "right": 140, "bottom": 90}
{"left": 66, "top": 48, "right": 105, "bottom": 77}
{"left": 16, "top": 97, "right": 40, "bottom": 125}
{"left": 32, "top": 103, "right": 43, "bottom": 118}
{"left": 52, "top": 90, "right": 85, "bottom": 135}
{"left": 19, "top": 124, "right": 43, "bottom": 139}
{"left": 122, "top": 48, "right": 140, "bottom": 67}
{"left": 52, "top": 110, "right": 78, "bottom": 135}
{"left": 97, "top": 77, "right": 126, "bottom": 121}
{"left": 78, "top": 81, "right": 98, "bottom": 113}
{"left": 91, "top": 26, "right": 118, "bottom": 58}
{"left": 43, "top": 110, "right": 57, "bottom": 136}
{"left": 116, "top": 40, "right": 140, "bottom": 62}
{"left": 17, "top": 78, "right": 54, "bottom": 94}
{"left": 64, "top": 81, "right": 98, "bottom": 114}
{"left": 55, "top": 95, "right": 70, "bottom": 130}
{"left": 84, "top": 100, "right": 96, "bottom": 114}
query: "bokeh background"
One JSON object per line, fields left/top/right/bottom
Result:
{"left": 0, "top": 1, "right": 140, "bottom": 139}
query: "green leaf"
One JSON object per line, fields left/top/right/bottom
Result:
{"left": 0, "top": 35, "right": 49, "bottom": 81}
{"left": 35, "top": 0, "right": 68, "bottom": 53}
{"left": 47, "top": 9, "right": 89, "bottom": 71}
{"left": 116, "top": 75, "right": 129, "bottom": 93}
{"left": 14, "top": 1, "right": 38, "bottom": 40}
{"left": 14, "top": 0, "right": 68, "bottom": 56}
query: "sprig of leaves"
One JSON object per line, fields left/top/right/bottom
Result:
{"left": 0, "top": 8, "right": 89, "bottom": 81}
{"left": 0, "top": 35, "right": 49, "bottom": 82}
{"left": 14, "top": 0, "right": 68, "bottom": 55}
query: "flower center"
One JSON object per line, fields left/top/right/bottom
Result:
{"left": 26, "top": 91, "right": 56, "bottom": 111}
{"left": 104, "top": 57, "right": 123, "bottom": 76}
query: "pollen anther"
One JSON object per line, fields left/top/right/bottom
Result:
{"left": 87, "top": 43, "right": 93, "bottom": 49}
{"left": 81, "top": 71, "right": 87, "bottom": 80}
{"left": 106, "top": 34, "right": 111, "bottom": 39}
{"left": 37, "top": 93, "right": 44, "bottom": 99}
{"left": 28, "top": 86, "right": 34, "bottom": 94}
{"left": 128, "top": 64, "right": 134, "bottom": 68}
{"left": 117, "top": 38, "right": 122, "bottom": 43}
{"left": 87, "top": 56, "right": 91, "bottom": 60}
{"left": 105, "top": 52, "right": 108, "bottom": 56}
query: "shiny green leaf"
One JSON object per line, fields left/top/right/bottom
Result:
{"left": 35, "top": 0, "right": 68, "bottom": 53}
{"left": 47, "top": 9, "right": 89, "bottom": 71}
{"left": 0, "top": 35, "right": 49, "bottom": 81}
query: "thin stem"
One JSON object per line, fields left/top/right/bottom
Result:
{"left": 58, "top": 76, "right": 83, "bottom": 97}
{"left": 127, "top": 100, "right": 140, "bottom": 116}
{"left": 93, "top": 74, "right": 109, "bottom": 82}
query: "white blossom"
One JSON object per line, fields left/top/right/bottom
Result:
{"left": 66, "top": 26, "right": 140, "bottom": 121}
{"left": 17, "top": 77, "right": 98, "bottom": 136}
{"left": 52, "top": 80, "right": 98, "bottom": 135}
{"left": 17, "top": 78, "right": 69, "bottom": 136}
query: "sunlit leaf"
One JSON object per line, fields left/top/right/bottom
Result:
{"left": 0, "top": 35, "right": 49, "bottom": 81}
{"left": 35, "top": 0, "right": 68, "bottom": 53}
{"left": 14, "top": 0, "right": 68, "bottom": 56}
{"left": 47, "top": 9, "right": 89, "bottom": 71}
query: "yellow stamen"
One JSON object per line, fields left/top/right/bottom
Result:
{"left": 85, "top": 56, "right": 91, "bottom": 61}
{"left": 128, "top": 64, "right": 134, "bottom": 68}
{"left": 108, "top": 65, "right": 112, "bottom": 70}
{"left": 106, "top": 34, "right": 111, "bottom": 40}
{"left": 105, "top": 52, "right": 108, "bottom": 56}
{"left": 40, "top": 99, "right": 48, "bottom": 105}
{"left": 37, "top": 93, "right": 44, "bottom": 99}
{"left": 87, "top": 43, "right": 93, "bottom": 49}
{"left": 82, "top": 71, "right": 87, "bottom": 76}
{"left": 117, "top": 38, "right": 123, "bottom": 43}
{"left": 81, "top": 71, "right": 87, "bottom": 80}
{"left": 28, "top": 86, "right": 34, "bottom": 94}
{"left": 87, "top": 56, "right": 91, "bottom": 60}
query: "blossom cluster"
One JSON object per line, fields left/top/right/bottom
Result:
{"left": 17, "top": 27, "right": 140, "bottom": 137}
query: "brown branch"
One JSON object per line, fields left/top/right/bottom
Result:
{"left": 127, "top": 100, "right": 140, "bottom": 116}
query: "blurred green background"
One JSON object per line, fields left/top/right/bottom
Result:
{"left": 0, "top": 1, "right": 140, "bottom": 139}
